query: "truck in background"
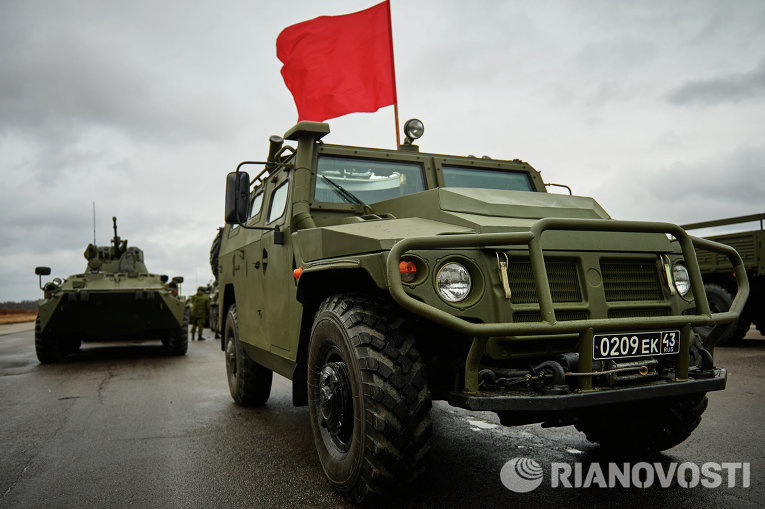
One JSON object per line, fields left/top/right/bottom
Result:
{"left": 683, "top": 213, "right": 764, "bottom": 345}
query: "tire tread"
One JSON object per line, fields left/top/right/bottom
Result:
{"left": 314, "top": 294, "right": 432, "bottom": 502}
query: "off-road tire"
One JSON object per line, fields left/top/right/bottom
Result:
{"left": 166, "top": 308, "right": 189, "bottom": 356}
{"left": 224, "top": 304, "right": 272, "bottom": 406}
{"left": 35, "top": 315, "right": 63, "bottom": 363}
{"left": 307, "top": 294, "right": 432, "bottom": 503}
{"left": 688, "top": 332, "right": 714, "bottom": 370}
{"left": 210, "top": 228, "right": 222, "bottom": 282}
{"left": 697, "top": 284, "right": 748, "bottom": 346}
{"left": 575, "top": 393, "right": 708, "bottom": 455}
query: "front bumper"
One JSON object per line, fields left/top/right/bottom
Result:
{"left": 450, "top": 368, "right": 726, "bottom": 413}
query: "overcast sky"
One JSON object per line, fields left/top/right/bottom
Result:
{"left": 2, "top": 0, "right": 764, "bottom": 301}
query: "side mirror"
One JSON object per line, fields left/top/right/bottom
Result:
{"left": 225, "top": 171, "right": 250, "bottom": 224}
{"left": 172, "top": 276, "right": 184, "bottom": 284}
{"left": 36, "top": 266, "right": 52, "bottom": 291}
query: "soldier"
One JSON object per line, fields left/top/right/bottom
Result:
{"left": 189, "top": 286, "right": 211, "bottom": 341}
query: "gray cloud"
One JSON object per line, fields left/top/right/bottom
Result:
{"left": 667, "top": 59, "right": 765, "bottom": 106}
{"left": 593, "top": 144, "right": 765, "bottom": 226}
{"left": 2, "top": 0, "right": 765, "bottom": 301}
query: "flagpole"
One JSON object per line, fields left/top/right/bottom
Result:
{"left": 385, "top": 0, "right": 401, "bottom": 147}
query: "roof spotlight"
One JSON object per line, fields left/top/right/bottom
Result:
{"left": 403, "top": 118, "right": 424, "bottom": 144}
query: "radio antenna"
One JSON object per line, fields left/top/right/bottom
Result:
{"left": 92, "top": 201, "right": 97, "bottom": 245}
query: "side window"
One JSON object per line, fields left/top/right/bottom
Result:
{"left": 267, "top": 182, "right": 289, "bottom": 224}
{"left": 248, "top": 192, "right": 264, "bottom": 220}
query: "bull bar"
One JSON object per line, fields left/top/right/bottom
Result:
{"left": 385, "top": 218, "right": 748, "bottom": 395}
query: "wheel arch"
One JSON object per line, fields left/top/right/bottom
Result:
{"left": 291, "top": 268, "right": 387, "bottom": 406}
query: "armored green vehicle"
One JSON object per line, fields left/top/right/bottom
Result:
{"left": 683, "top": 213, "right": 764, "bottom": 345}
{"left": 217, "top": 120, "right": 747, "bottom": 502}
{"left": 34, "top": 217, "right": 188, "bottom": 362}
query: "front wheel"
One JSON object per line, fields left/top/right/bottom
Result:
{"left": 166, "top": 308, "right": 189, "bottom": 356}
{"left": 307, "top": 294, "right": 431, "bottom": 503}
{"left": 575, "top": 393, "right": 708, "bottom": 455}
{"left": 35, "top": 315, "right": 63, "bottom": 363}
{"left": 224, "top": 304, "right": 272, "bottom": 406}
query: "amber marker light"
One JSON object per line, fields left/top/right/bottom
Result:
{"left": 293, "top": 267, "right": 303, "bottom": 279}
{"left": 399, "top": 260, "right": 417, "bottom": 283}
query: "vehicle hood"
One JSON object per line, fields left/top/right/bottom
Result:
{"left": 297, "top": 188, "right": 670, "bottom": 261}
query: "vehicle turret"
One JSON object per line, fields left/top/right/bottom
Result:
{"left": 83, "top": 217, "right": 148, "bottom": 274}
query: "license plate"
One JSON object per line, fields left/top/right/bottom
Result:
{"left": 593, "top": 330, "right": 681, "bottom": 360}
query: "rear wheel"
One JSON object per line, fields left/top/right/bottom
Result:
{"left": 224, "top": 304, "right": 272, "bottom": 406}
{"left": 35, "top": 315, "right": 63, "bottom": 363}
{"left": 307, "top": 294, "right": 431, "bottom": 503}
{"left": 697, "top": 284, "right": 748, "bottom": 346}
{"left": 166, "top": 309, "right": 189, "bottom": 356}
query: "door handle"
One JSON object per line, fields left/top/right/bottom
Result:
{"left": 233, "top": 250, "right": 244, "bottom": 272}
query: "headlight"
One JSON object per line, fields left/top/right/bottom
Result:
{"left": 435, "top": 262, "right": 471, "bottom": 302}
{"left": 672, "top": 263, "right": 691, "bottom": 296}
{"left": 403, "top": 118, "right": 424, "bottom": 141}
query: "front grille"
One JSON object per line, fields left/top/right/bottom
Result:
{"left": 508, "top": 259, "right": 581, "bottom": 304}
{"left": 600, "top": 260, "right": 663, "bottom": 302}
{"left": 608, "top": 308, "right": 670, "bottom": 319}
{"left": 513, "top": 310, "right": 588, "bottom": 323}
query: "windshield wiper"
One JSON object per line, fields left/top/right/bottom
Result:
{"left": 321, "top": 176, "right": 374, "bottom": 215}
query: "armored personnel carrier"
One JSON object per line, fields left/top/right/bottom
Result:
{"left": 34, "top": 217, "right": 188, "bottom": 362}
{"left": 217, "top": 120, "right": 747, "bottom": 502}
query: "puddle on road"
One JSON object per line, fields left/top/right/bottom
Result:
{"left": 467, "top": 419, "right": 499, "bottom": 431}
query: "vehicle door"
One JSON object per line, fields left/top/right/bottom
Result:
{"left": 236, "top": 188, "right": 267, "bottom": 350}
{"left": 260, "top": 170, "right": 300, "bottom": 356}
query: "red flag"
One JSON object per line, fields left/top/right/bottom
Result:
{"left": 276, "top": 1, "right": 397, "bottom": 122}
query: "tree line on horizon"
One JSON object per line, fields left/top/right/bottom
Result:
{"left": 0, "top": 300, "right": 38, "bottom": 311}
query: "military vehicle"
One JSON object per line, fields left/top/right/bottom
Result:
{"left": 34, "top": 217, "right": 188, "bottom": 362}
{"left": 683, "top": 213, "right": 764, "bottom": 345}
{"left": 216, "top": 120, "right": 747, "bottom": 502}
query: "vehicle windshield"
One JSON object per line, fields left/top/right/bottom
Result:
{"left": 442, "top": 165, "right": 534, "bottom": 192}
{"left": 315, "top": 156, "right": 426, "bottom": 204}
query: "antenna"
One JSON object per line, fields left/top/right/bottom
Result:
{"left": 92, "top": 201, "right": 96, "bottom": 245}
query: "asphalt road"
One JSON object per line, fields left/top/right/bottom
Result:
{"left": 1, "top": 323, "right": 763, "bottom": 508}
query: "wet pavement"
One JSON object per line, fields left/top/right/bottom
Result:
{"left": 1, "top": 324, "right": 763, "bottom": 508}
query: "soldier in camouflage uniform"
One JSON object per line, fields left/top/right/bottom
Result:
{"left": 189, "top": 286, "right": 211, "bottom": 341}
